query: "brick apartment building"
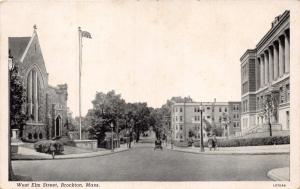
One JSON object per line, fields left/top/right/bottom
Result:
{"left": 171, "top": 100, "right": 241, "bottom": 142}
{"left": 240, "top": 10, "right": 290, "bottom": 136}
{"left": 9, "top": 26, "right": 69, "bottom": 142}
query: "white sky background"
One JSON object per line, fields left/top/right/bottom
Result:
{"left": 0, "top": 0, "right": 294, "bottom": 117}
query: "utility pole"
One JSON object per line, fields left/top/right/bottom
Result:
{"left": 78, "top": 27, "right": 91, "bottom": 140}
{"left": 78, "top": 27, "right": 82, "bottom": 140}
{"left": 200, "top": 102, "right": 205, "bottom": 152}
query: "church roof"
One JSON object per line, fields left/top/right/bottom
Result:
{"left": 8, "top": 37, "right": 31, "bottom": 62}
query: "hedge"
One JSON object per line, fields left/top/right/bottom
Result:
{"left": 174, "top": 141, "right": 193, "bottom": 147}
{"left": 34, "top": 140, "right": 64, "bottom": 154}
{"left": 193, "top": 136, "right": 289, "bottom": 147}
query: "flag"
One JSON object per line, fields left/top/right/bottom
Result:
{"left": 81, "top": 31, "right": 92, "bottom": 39}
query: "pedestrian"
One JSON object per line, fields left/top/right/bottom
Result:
{"left": 50, "top": 140, "right": 56, "bottom": 159}
{"left": 207, "top": 135, "right": 213, "bottom": 151}
{"left": 126, "top": 130, "right": 130, "bottom": 148}
{"left": 129, "top": 132, "right": 132, "bottom": 148}
{"left": 133, "top": 132, "right": 136, "bottom": 144}
{"left": 213, "top": 135, "right": 218, "bottom": 151}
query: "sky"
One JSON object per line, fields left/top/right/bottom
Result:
{"left": 0, "top": 0, "right": 295, "bottom": 117}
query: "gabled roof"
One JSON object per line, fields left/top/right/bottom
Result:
{"left": 9, "top": 37, "right": 31, "bottom": 62}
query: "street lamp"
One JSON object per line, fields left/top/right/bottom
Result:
{"left": 110, "top": 122, "right": 114, "bottom": 152}
{"left": 171, "top": 126, "right": 174, "bottom": 149}
{"left": 8, "top": 55, "right": 14, "bottom": 180}
{"left": 200, "top": 102, "right": 205, "bottom": 152}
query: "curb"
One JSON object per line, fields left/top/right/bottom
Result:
{"left": 12, "top": 148, "right": 129, "bottom": 161}
{"left": 167, "top": 148, "right": 290, "bottom": 155}
{"left": 267, "top": 167, "right": 290, "bottom": 181}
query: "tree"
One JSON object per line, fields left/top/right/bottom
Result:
{"left": 10, "top": 64, "right": 27, "bottom": 138}
{"left": 88, "top": 90, "right": 126, "bottom": 143}
{"left": 124, "top": 102, "right": 152, "bottom": 142}
{"left": 263, "top": 94, "right": 278, "bottom": 137}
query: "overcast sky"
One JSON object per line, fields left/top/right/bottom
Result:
{"left": 1, "top": 1, "right": 295, "bottom": 117}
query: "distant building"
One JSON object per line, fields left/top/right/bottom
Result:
{"left": 171, "top": 100, "right": 241, "bottom": 142}
{"left": 240, "top": 11, "right": 290, "bottom": 136}
{"left": 9, "top": 26, "right": 69, "bottom": 141}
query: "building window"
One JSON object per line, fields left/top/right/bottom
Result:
{"left": 286, "top": 84, "right": 290, "bottom": 102}
{"left": 207, "top": 107, "right": 210, "bottom": 110}
{"left": 237, "top": 122, "right": 239, "bottom": 127}
{"left": 176, "top": 125, "right": 178, "bottom": 130}
{"left": 280, "top": 87, "right": 284, "bottom": 103}
{"left": 207, "top": 116, "right": 210, "bottom": 119}
{"left": 225, "top": 108, "right": 227, "bottom": 112}
{"left": 233, "top": 122, "right": 236, "bottom": 127}
{"left": 180, "top": 116, "right": 183, "bottom": 122}
{"left": 180, "top": 107, "right": 183, "bottom": 112}
{"left": 180, "top": 125, "right": 183, "bottom": 130}
{"left": 176, "top": 107, "right": 178, "bottom": 112}
{"left": 219, "top": 107, "right": 222, "bottom": 112}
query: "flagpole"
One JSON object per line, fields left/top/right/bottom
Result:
{"left": 78, "top": 26, "right": 82, "bottom": 140}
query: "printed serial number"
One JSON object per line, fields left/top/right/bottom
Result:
{"left": 273, "top": 183, "right": 286, "bottom": 187}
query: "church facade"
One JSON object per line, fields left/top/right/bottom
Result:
{"left": 9, "top": 27, "right": 69, "bottom": 142}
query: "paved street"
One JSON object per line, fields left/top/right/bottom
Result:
{"left": 12, "top": 143, "right": 289, "bottom": 181}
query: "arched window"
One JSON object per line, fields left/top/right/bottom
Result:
{"left": 28, "top": 133, "right": 32, "bottom": 139}
{"left": 33, "top": 132, "right": 38, "bottom": 139}
{"left": 26, "top": 68, "right": 42, "bottom": 122}
{"left": 39, "top": 133, "right": 43, "bottom": 139}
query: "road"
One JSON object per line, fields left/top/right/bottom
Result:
{"left": 12, "top": 143, "right": 289, "bottom": 181}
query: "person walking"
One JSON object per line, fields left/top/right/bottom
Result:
{"left": 213, "top": 135, "right": 218, "bottom": 151}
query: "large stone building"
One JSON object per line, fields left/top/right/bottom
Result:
{"left": 171, "top": 100, "right": 241, "bottom": 142}
{"left": 9, "top": 26, "right": 69, "bottom": 142}
{"left": 240, "top": 10, "right": 290, "bottom": 136}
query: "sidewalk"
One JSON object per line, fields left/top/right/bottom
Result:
{"left": 167, "top": 144, "right": 290, "bottom": 155}
{"left": 12, "top": 143, "right": 130, "bottom": 160}
{"left": 267, "top": 167, "right": 290, "bottom": 181}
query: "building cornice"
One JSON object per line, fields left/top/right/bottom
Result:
{"left": 240, "top": 49, "right": 256, "bottom": 62}
{"left": 256, "top": 10, "right": 290, "bottom": 50}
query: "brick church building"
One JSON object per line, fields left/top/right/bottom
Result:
{"left": 9, "top": 26, "right": 69, "bottom": 142}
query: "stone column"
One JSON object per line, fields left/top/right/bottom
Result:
{"left": 261, "top": 54, "right": 264, "bottom": 87}
{"left": 33, "top": 70, "right": 38, "bottom": 122}
{"left": 284, "top": 31, "right": 290, "bottom": 73}
{"left": 264, "top": 51, "right": 269, "bottom": 84}
{"left": 257, "top": 58, "right": 261, "bottom": 89}
{"left": 279, "top": 36, "right": 285, "bottom": 77}
{"left": 268, "top": 47, "right": 273, "bottom": 82}
{"left": 28, "top": 71, "right": 33, "bottom": 116}
{"left": 273, "top": 41, "right": 279, "bottom": 80}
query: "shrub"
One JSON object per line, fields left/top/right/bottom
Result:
{"left": 34, "top": 140, "right": 64, "bottom": 154}
{"left": 192, "top": 136, "right": 289, "bottom": 147}
{"left": 214, "top": 136, "right": 289, "bottom": 147}
{"left": 58, "top": 137, "right": 76, "bottom": 147}
{"left": 174, "top": 141, "right": 192, "bottom": 147}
